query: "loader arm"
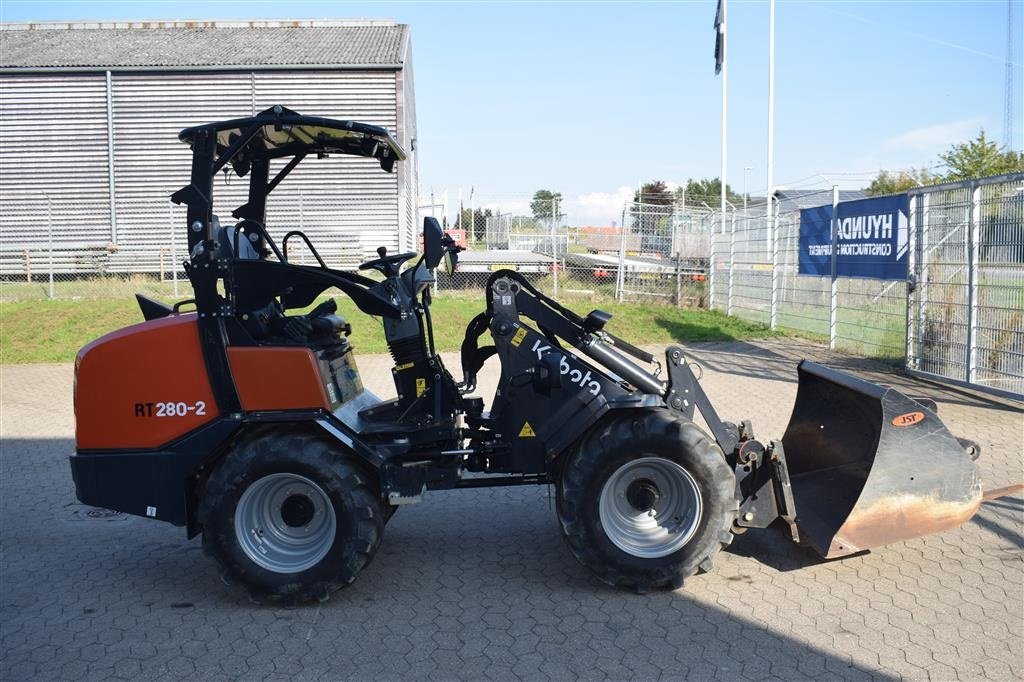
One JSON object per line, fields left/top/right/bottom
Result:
{"left": 471, "top": 270, "right": 982, "bottom": 560}
{"left": 464, "top": 270, "right": 739, "bottom": 454}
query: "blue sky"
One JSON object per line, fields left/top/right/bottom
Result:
{"left": 3, "top": 0, "right": 1020, "bottom": 223}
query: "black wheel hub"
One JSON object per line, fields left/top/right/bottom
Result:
{"left": 280, "top": 494, "right": 315, "bottom": 527}
{"left": 626, "top": 479, "right": 660, "bottom": 512}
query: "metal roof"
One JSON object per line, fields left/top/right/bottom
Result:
{"left": 774, "top": 189, "right": 866, "bottom": 212}
{"left": 0, "top": 20, "right": 408, "bottom": 71}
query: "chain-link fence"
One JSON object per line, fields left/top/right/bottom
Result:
{"left": 906, "top": 174, "right": 1024, "bottom": 397}
{"left": 0, "top": 192, "right": 189, "bottom": 301}
{"left": 418, "top": 197, "right": 714, "bottom": 305}
{"left": 709, "top": 173, "right": 1024, "bottom": 397}
{"left": 0, "top": 186, "right": 408, "bottom": 302}
{"left": 711, "top": 189, "right": 913, "bottom": 361}
{"left": 710, "top": 203, "right": 774, "bottom": 326}
{"left": 6, "top": 175, "right": 1021, "bottom": 398}
{"left": 611, "top": 201, "right": 713, "bottom": 305}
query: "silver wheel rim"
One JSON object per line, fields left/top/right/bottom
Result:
{"left": 598, "top": 457, "right": 703, "bottom": 558}
{"left": 235, "top": 473, "right": 337, "bottom": 574}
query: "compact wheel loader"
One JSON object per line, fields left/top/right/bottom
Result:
{"left": 71, "top": 106, "right": 983, "bottom": 603}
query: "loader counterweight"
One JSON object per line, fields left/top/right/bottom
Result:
{"left": 74, "top": 313, "right": 218, "bottom": 450}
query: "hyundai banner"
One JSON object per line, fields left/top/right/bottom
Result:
{"left": 798, "top": 195, "right": 909, "bottom": 280}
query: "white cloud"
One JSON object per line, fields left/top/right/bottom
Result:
{"left": 844, "top": 116, "right": 988, "bottom": 180}
{"left": 567, "top": 186, "right": 636, "bottom": 226}
{"left": 487, "top": 198, "right": 531, "bottom": 216}
{"left": 880, "top": 116, "right": 986, "bottom": 153}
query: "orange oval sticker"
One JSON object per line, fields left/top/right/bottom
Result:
{"left": 891, "top": 411, "right": 925, "bottom": 427}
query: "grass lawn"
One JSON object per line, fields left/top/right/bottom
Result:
{"left": 0, "top": 295, "right": 778, "bottom": 364}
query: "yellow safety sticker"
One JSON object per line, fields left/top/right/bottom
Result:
{"left": 511, "top": 327, "right": 527, "bottom": 347}
{"left": 395, "top": 362, "right": 415, "bottom": 371}
{"left": 518, "top": 421, "right": 536, "bottom": 438}
{"left": 415, "top": 378, "right": 426, "bottom": 397}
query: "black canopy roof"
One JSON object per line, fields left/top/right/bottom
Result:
{"left": 178, "top": 105, "right": 407, "bottom": 172}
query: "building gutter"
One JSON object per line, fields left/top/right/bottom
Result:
{"left": 0, "top": 63, "right": 403, "bottom": 74}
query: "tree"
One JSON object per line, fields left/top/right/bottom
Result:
{"left": 676, "top": 178, "right": 741, "bottom": 206}
{"left": 634, "top": 180, "right": 673, "bottom": 206}
{"left": 454, "top": 208, "right": 472, "bottom": 233}
{"left": 863, "top": 130, "right": 1023, "bottom": 195}
{"left": 864, "top": 168, "right": 936, "bottom": 196}
{"left": 938, "top": 130, "right": 1024, "bottom": 181}
{"left": 631, "top": 181, "right": 675, "bottom": 249}
{"left": 453, "top": 207, "right": 492, "bottom": 241}
{"left": 530, "top": 189, "right": 563, "bottom": 224}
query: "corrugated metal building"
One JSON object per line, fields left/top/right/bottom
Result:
{"left": 0, "top": 20, "right": 418, "bottom": 272}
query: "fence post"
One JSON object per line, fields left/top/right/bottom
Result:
{"left": 47, "top": 195, "right": 54, "bottom": 300}
{"left": 727, "top": 209, "right": 736, "bottom": 316}
{"left": 616, "top": 207, "right": 627, "bottom": 302}
{"left": 770, "top": 199, "right": 779, "bottom": 328}
{"left": 905, "top": 193, "right": 917, "bottom": 368}
{"left": 829, "top": 185, "right": 839, "bottom": 350}
{"left": 23, "top": 250, "right": 31, "bottom": 283}
{"left": 918, "top": 192, "right": 931, "bottom": 368}
{"left": 675, "top": 226, "right": 682, "bottom": 309}
{"left": 966, "top": 182, "right": 981, "bottom": 383}
{"left": 159, "top": 247, "right": 165, "bottom": 282}
{"left": 551, "top": 198, "right": 559, "bottom": 298}
{"left": 708, "top": 213, "right": 716, "bottom": 311}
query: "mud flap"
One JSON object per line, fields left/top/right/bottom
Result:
{"left": 781, "top": 361, "right": 982, "bottom": 558}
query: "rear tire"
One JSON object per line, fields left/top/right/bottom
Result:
{"left": 199, "top": 430, "right": 384, "bottom": 604}
{"left": 557, "top": 410, "right": 736, "bottom": 591}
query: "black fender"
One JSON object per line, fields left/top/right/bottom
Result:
{"left": 71, "top": 418, "right": 242, "bottom": 533}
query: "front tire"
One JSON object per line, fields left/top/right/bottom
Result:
{"left": 557, "top": 410, "right": 736, "bottom": 591}
{"left": 199, "top": 430, "right": 384, "bottom": 603}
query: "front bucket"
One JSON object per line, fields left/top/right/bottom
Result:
{"left": 781, "top": 361, "right": 982, "bottom": 558}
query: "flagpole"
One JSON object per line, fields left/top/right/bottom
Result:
{"left": 766, "top": 0, "right": 777, "bottom": 328}
{"left": 720, "top": 0, "right": 727, "bottom": 243}
{"left": 766, "top": 0, "right": 775, "bottom": 231}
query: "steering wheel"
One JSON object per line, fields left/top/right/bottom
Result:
{"left": 359, "top": 246, "right": 417, "bottom": 277}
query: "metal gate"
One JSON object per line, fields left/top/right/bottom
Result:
{"left": 906, "top": 173, "right": 1024, "bottom": 400}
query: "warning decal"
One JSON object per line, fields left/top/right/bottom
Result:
{"left": 415, "top": 378, "right": 427, "bottom": 397}
{"left": 518, "top": 421, "right": 536, "bottom": 438}
{"left": 511, "top": 327, "right": 527, "bottom": 347}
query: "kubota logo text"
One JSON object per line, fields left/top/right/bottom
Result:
{"left": 531, "top": 340, "right": 601, "bottom": 396}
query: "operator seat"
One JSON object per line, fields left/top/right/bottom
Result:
{"left": 211, "top": 215, "right": 351, "bottom": 345}
{"left": 214, "top": 216, "right": 260, "bottom": 260}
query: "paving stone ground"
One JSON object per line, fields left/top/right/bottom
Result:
{"left": 1, "top": 339, "right": 1021, "bottom": 680}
